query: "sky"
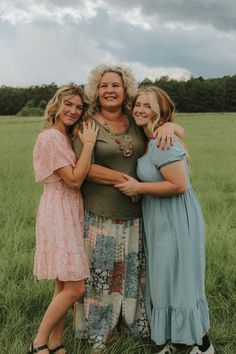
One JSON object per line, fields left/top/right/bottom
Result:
{"left": 0, "top": 0, "right": 236, "bottom": 87}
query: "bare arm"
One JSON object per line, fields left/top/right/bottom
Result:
{"left": 174, "top": 123, "right": 185, "bottom": 140}
{"left": 86, "top": 164, "right": 127, "bottom": 184}
{"left": 72, "top": 122, "right": 127, "bottom": 185}
{"left": 115, "top": 160, "right": 187, "bottom": 197}
{"left": 56, "top": 121, "right": 98, "bottom": 189}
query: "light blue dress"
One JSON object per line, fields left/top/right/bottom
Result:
{"left": 138, "top": 139, "right": 210, "bottom": 346}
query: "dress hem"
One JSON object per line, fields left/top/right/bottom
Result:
{"left": 150, "top": 298, "right": 210, "bottom": 346}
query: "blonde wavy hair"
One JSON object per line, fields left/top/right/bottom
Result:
{"left": 134, "top": 86, "right": 191, "bottom": 164}
{"left": 43, "top": 83, "right": 88, "bottom": 139}
{"left": 135, "top": 87, "right": 175, "bottom": 136}
{"left": 84, "top": 64, "right": 138, "bottom": 116}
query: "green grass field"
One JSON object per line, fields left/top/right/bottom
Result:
{"left": 0, "top": 113, "right": 235, "bottom": 354}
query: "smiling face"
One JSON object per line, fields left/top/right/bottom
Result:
{"left": 132, "top": 92, "right": 156, "bottom": 128}
{"left": 98, "top": 71, "right": 125, "bottom": 111}
{"left": 58, "top": 94, "right": 84, "bottom": 127}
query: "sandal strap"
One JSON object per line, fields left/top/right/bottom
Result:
{"left": 49, "top": 344, "right": 65, "bottom": 353}
{"left": 33, "top": 344, "right": 48, "bottom": 353}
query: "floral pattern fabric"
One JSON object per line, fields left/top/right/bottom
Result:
{"left": 74, "top": 210, "right": 150, "bottom": 349}
{"left": 33, "top": 129, "right": 90, "bottom": 281}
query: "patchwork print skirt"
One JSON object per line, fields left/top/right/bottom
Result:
{"left": 74, "top": 210, "right": 150, "bottom": 349}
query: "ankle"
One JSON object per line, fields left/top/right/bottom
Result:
{"left": 49, "top": 340, "right": 62, "bottom": 349}
{"left": 29, "top": 341, "right": 49, "bottom": 353}
{"left": 49, "top": 333, "right": 63, "bottom": 347}
{"left": 34, "top": 337, "right": 48, "bottom": 348}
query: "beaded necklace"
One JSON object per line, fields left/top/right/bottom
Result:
{"left": 101, "top": 118, "right": 133, "bottom": 157}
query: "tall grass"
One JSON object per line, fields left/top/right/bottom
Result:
{"left": 0, "top": 114, "right": 235, "bottom": 354}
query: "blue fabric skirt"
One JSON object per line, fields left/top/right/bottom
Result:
{"left": 143, "top": 187, "right": 210, "bottom": 345}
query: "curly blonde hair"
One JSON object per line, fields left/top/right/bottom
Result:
{"left": 85, "top": 64, "right": 138, "bottom": 116}
{"left": 43, "top": 83, "right": 88, "bottom": 138}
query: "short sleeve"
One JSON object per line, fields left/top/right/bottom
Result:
{"left": 33, "top": 130, "right": 74, "bottom": 182}
{"left": 149, "top": 139, "right": 185, "bottom": 169}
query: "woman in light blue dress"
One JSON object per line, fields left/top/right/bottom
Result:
{"left": 115, "top": 87, "right": 215, "bottom": 354}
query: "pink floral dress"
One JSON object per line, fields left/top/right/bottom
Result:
{"left": 33, "top": 128, "right": 90, "bottom": 281}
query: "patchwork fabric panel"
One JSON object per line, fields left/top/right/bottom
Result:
{"left": 75, "top": 210, "right": 150, "bottom": 348}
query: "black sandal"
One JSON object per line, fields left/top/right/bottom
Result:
{"left": 49, "top": 344, "right": 67, "bottom": 353}
{"left": 28, "top": 343, "right": 48, "bottom": 353}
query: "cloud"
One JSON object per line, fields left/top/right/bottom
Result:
{"left": 123, "top": 62, "right": 192, "bottom": 82}
{"left": 0, "top": 0, "right": 235, "bottom": 87}
{"left": 1, "top": 0, "right": 236, "bottom": 31}
{"left": 105, "top": 0, "right": 236, "bottom": 32}
{"left": 0, "top": 0, "right": 100, "bottom": 25}
{"left": 0, "top": 22, "right": 111, "bottom": 86}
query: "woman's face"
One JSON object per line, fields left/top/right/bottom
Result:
{"left": 132, "top": 93, "right": 155, "bottom": 127}
{"left": 59, "top": 94, "right": 83, "bottom": 127}
{"left": 98, "top": 72, "right": 125, "bottom": 111}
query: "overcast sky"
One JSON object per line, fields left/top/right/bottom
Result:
{"left": 0, "top": 0, "right": 236, "bottom": 87}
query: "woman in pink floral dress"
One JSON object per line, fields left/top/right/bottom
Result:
{"left": 29, "top": 84, "right": 98, "bottom": 354}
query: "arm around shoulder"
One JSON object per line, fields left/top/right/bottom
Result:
{"left": 174, "top": 123, "right": 185, "bottom": 140}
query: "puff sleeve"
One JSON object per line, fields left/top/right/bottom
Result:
{"left": 149, "top": 138, "right": 185, "bottom": 169}
{"left": 33, "top": 130, "right": 74, "bottom": 183}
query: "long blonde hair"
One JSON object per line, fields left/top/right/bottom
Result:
{"left": 134, "top": 87, "right": 191, "bottom": 164}
{"left": 84, "top": 64, "right": 138, "bottom": 117}
{"left": 43, "top": 83, "right": 88, "bottom": 139}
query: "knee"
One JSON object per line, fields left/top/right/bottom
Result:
{"left": 67, "top": 281, "right": 85, "bottom": 301}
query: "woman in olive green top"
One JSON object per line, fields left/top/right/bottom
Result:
{"left": 73, "top": 64, "right": 184, "bottom": 353}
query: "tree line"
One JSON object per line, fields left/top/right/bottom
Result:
{"left": 140, "top": 74, "right": 236, "bottom": 112}
{"left": 0, "top": 75, "right": 236, "bottom": 115}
